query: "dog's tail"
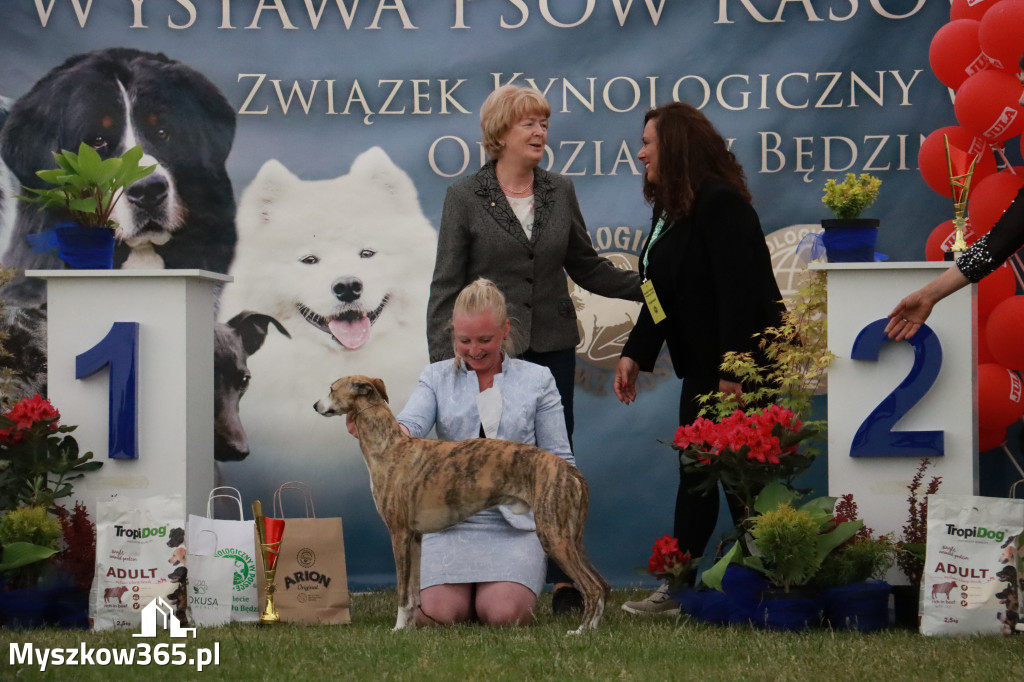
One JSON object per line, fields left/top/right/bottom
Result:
{"left": 534, "top": 465, "right": 610, "bottom": 631}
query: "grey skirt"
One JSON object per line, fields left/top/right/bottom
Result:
{"left": 419, "top": 508, "right": 546, "bottom": 595}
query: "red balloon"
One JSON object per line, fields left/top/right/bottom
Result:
{"left": 978, "top": 362, "right": 1024, "bottom": 429}
{"left": 978, "top": 314, "right": 998, "bottom": 364}
{"left": 951, "top": 0, "right": 1006, "bottom": 21}
{"left": 978, "top": 262, "right": 1017, "bottom": 317}
{"left": 955, "top": 70, "right": 1024, "bottom": 142}
{"left": 919, "top": 126, "right": 998, "bottom": 197}
{"left": 930, "top": 20, "right": 991, "bottom": 90}
{"left": 979, "top": 0, "right": 1024, "bottom": 71}
{"left": 979, "top": 425, "right": 1007, "bottom": 451}
{"left": 925, "top": 219, "right": 958, "bottom": 261}
{"left": 970, "top": 168, "right": 1024, "bottom": 234}
{"left": 986, "top": 295, "right": 1024, "bottom": 369}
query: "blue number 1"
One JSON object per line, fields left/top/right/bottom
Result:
{"left": 849, "top": 318, "right": 944, "bottom": 457}
{"left": 76, "top": 322, "right": 139, "bottom": 460}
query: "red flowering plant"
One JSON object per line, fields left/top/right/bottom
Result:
{"left": 647, "top": 534, "right": 696, "bottom": 593}
{"left": 0, "top": 394, "right": 102, "bottom": 512}
{"left": 670, "top": 405, "right": 818, "bottom": 524}
{"left": 0, "top": 396, "right": 101, "bottom": 589}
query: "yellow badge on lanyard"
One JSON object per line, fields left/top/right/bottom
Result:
{"left": 641, "top": 279, "right": 666, "bottom": 324}
{"left": 640, "top": 212, "right": 669, "bottom": 324}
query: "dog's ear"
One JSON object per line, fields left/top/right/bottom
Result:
{"left": 227, "top": 310, "right": 291, "bottom": 356}
{"left": 370, "top": 378, "right": 389, "bottom": 403}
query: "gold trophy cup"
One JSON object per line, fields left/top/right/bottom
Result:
{"left": 944, "top": 134, "right": 982, "bottom": 257}
{"left": 253, "top": 500, "right": 285, "bottom": 624}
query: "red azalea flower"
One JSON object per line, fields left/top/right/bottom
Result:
{"left": 3, "top": 394, "right": 60, "bottom": 432}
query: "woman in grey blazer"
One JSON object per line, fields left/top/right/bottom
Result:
{"left": 426, "top": 85, "right": 642, "bottom": 612}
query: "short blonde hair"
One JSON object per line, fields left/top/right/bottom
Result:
{"left": 480, "top": 85, "right": 551, "bottom": 159}
{"left": 451, "top": 278, "right": 518, "bottom": 368}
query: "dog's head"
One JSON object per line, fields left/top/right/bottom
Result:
{"left": 314, "top": 375, "right": 389, "bottom": 417}
{"left": 232, "top": 147, "right": 435, "bottom": 352}
{"left": 0, "top": 48, "right": 235, "bottom": 252}
{"left": 166, "top": 527, "right": 185, "bottom": 548}
{"left": 168, "top": 566, "right": 188, "bottom": 583}
{"left": 214, "top": 311, "right": 290, "bottom": 461}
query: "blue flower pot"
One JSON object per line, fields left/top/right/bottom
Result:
{"left": 823, "top": 580, "right": 891, "bottom": 632}
{"left": 756, "top": 586, "right": 821, "bottom": 631}
{"left": 721, "top": 564, "right": 771, "bottom": 625}
{"left": 821, "top": 219, "right": 880, "bottom": 263}
{"left": 26, "top": 221, "right": 115, "bottom": 269}
{"left": 0, "top": 587, "right": 55, "bottom": 629}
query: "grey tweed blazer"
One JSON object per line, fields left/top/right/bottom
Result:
{"left": 427, "top": 161, "right": 642, "bottom": 362}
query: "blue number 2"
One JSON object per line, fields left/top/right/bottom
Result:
{"left": 76, "top": 322, "right": 139, "bottom": 460}
{"left": 849, "top": 318, "right": 944, "bottom": 457}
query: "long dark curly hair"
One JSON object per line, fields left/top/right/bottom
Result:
{"left": 642, "top": 102, "right": 750, "bottom": 221}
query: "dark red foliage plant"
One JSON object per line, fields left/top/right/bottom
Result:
{"left": 56, "top": 500, "right": 96, "bottom": 592}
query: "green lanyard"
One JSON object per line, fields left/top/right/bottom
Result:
{"left": 642, "top": 212, "right": 668, "bottom": 274}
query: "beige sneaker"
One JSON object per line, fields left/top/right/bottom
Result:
{"left": 621, "top": 584, "right": 679, "bottom": 615}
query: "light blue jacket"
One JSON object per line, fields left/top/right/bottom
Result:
{"left": 397, "top": 357, "right": 575, "bottom": 530}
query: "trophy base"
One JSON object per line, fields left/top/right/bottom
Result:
{"left": 258, "top": 613, "right": 281, "bottom": 625}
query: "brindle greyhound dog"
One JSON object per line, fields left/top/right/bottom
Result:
{"left": 314, "top": 375, "right": 609, "bottom": 634}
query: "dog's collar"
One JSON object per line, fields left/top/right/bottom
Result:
{"left": 353, "top": 403, "right": 381, "bottom": 419}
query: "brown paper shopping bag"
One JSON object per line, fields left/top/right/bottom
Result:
{"left": 256, "top": 481, "right": 351, "bottom": 624}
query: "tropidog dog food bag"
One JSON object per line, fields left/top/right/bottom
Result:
{"left": 255, "top": 482, "right": 351, "bottom": 625}
{"left": 90, "top": 494, "right": 190, "bottom": 631}
{"left": 921, "top": 494, "right": 1023, "bottom": 636}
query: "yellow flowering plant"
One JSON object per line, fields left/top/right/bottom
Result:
{"left": 822, "top": 172, "right": 882, "bottom": 220}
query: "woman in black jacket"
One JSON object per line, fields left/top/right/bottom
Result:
{"left": 614, "top": 102, "right": 785, "bottom": 614}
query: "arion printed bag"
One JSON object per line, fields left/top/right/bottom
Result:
{"left": 920, "top": 494, "right": 1023, "bottom": 636}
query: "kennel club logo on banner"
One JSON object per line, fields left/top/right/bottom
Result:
{"left": 0, "top": 1, "right": 953, "bottom": 585}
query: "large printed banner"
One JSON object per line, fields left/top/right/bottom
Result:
{"left": 0, "top": 1, "right": 956, "bottom": 586}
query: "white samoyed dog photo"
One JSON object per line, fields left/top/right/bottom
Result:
{"left": 217, "top": 147, "right": 437, "bottom": 527}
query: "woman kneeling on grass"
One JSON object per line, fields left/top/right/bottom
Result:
{"left": 349, "top": 278, "right": 574, "bottom": 625}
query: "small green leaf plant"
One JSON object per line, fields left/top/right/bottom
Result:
{"left": 0, "top": 505, "right": 62, "bottom": 588}
{"left": 811, "top": 493, "right": 895, "bottom": 589}
{"left": 822, "top": 172, "right": 882, "bottom": 220}
{"left": 16, "top": 142, "right": 156, "bottom": 228}
{"left": 699, "top": 268, "right": 834, "bottom": 428}
{"left": 702, "top": 482, "right": 863, "bottom": 593}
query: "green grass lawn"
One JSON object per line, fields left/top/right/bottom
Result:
{"left": 2, "top": 589, "right": 1019, "bottom": 681}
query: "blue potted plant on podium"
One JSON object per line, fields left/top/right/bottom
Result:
{"left": 17, "top": 142, "right": 155, "bottom": 269}
{"left": 820, "top": 172, "right": 883, "bottom": 262}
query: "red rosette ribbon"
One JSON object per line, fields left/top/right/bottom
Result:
{"left": 262, "top": 517, "right": 286, "bottom": 571}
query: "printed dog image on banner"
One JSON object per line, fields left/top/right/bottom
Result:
{"left": 0, "top": 47, "right": 237, "bottom": 306}
{"left": 217, "top": 147, "right": 436, "bottom": 531}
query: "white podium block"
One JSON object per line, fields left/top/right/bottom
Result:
{"left": 818, "top": 262, "right": 977, "bottom": 543}
{"left": 28, "top": 270, "right": 231, "bottom": 517}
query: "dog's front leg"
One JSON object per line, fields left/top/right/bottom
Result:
{"left": 391, "top": 528, "right": 419, "bottom": 631}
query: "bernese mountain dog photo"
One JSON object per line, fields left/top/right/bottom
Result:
{"left": 0, "top": 47, "right": 237, "bottom": 306}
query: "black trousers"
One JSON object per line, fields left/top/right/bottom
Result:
{"left": 520, "top": 347, "right": 576, "bottom": 586}
{"left": 672, "top": 370, "right": 745, "bottom": 560}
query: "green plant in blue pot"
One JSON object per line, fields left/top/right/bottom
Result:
{"left": 17, "top": 142, "right": 156, "bottom": 268}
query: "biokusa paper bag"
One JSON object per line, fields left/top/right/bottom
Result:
{"left": 187, "top": 487, "right": 259, "bottom": 622}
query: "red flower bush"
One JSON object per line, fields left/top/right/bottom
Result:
{"left": 0, "top": 395, "right": 100, "bottom": 511}
{"left": 647, "top": 534, "right": 694, "bottom": 589}
{"left": 0, "top": 395, "right": 59, "bottom": 444}
{"left": 670, "top": 405, "right": 818, "bottom": 519}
